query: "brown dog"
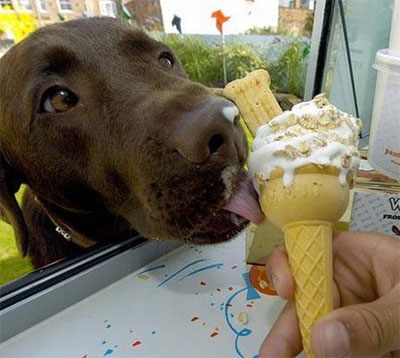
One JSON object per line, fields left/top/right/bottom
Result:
{"left": 0, "top": 18, "right": 262, "bottom": 268}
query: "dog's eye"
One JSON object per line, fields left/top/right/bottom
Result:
{"left": 41, "top": 87, "right": 79, "bottom": 113}
{"left": 158, "top": 52, "right": 174, "bottom": 68}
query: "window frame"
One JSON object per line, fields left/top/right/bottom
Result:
{"left": 99, "top": 0, "right": 117, "bottom": 18}
{"left": 57, "top": 0, "right": 72, "bottom": 13}
{"left": 37, "top": 0, "right": 46, "bottom": 12}
{"left": 304, "top": 0, "right": 334, "bottom": 99}
{"left": 18, "top": 0, "right": 33, "bottom": 10}
{"left": 0, "top": 235, "right": 182, "bottom": 342}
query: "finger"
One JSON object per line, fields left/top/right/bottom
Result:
{"left": 259, "top": 300, "right": 303, "bottom": 358}
{"left": 265, "top": 246, "right": 295, "bottom": 300}
{"left": 311, "top": 283, "right": 400, "bottom": 357}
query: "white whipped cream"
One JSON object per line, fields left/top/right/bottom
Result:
{"left": 248, "top": 94, "right": 362, "bottom": 188}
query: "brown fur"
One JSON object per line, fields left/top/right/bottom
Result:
{"left": 0, "top": 18, "right": 248, "bottom": 268}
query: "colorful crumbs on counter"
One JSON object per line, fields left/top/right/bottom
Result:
{"left": 191, "top": 316, "right": 199, "bottom": 322}
{"left": 210, "top": 331, "right": 219, "bottom": 338}
{"left": 106, "top": 324, "right": 111, "bottom": 329}
{"left": 137, "top": 274, "right": 149, "bottom": 281}
{"left": 228, "top": 287, "right": 233, "bottom": 291}
{"left": 132, "top": 340, "right": 142, "bottom": 347}
{"left": 200, "top": 281, "right": 207, "bottom": 286}
{"left": 104, "top": 348, "right": 113, "bottom": 356}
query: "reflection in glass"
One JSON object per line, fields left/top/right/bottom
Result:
{"left": 322, "top": 0, "right": 393, "bottom": 144}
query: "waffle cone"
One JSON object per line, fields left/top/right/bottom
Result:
{"left": 259, "top": 165, "right": 350, "bottom": 358}
{"left": 284, "top": 221, "right": 333, "bottom": 357}
{"left": 223, "top": 69, "right": 282, "bottom": 136}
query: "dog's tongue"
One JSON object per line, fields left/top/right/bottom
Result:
{"left": 223, "top": 173, "right": 264, "bottom": 225}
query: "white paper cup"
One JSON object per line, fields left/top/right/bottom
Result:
{"left": 368, "top": 49, "right": 400, "bottom": 180}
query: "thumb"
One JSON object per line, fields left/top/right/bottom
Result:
{"left": 311, "top": 284, "right": 400, "bottom": 357}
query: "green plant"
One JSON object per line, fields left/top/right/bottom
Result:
{"left": 156, "top": 33, "right": 308, "bottom": 97}
{"left": 244, "top": 26, "right": 292, "bottom": 36}
{"left": 267, "top": 40, "right": 309, "bottom": 98}
{"left": 159, "top": 34, "right": 267, "bottom": 87}
{"left": 0, "top": 187, "right": 33, "bottom": 285}
{"left": 304, "top": 11, "right": 314, "bottom": 37}
{"left": 159, "top": 34, "right": 224, "bottom": 87}
{"left": 225, "top": 41, "right": 265, "bottom": 82}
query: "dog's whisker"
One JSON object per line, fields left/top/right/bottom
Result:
{"left": 184, "top": 215, "right": 197, "bottom": 231}
{"left": 112, "top": 193, "right": 137, "bottom": 230}
{"left": 173, "top": 218, "right": 184, "bottom": 238}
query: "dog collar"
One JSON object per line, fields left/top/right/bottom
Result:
{"left": 34, "top": 196, "right": 97, "bottom": 249}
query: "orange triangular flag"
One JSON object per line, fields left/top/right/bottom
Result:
{"left": 211, "top": 10, "right": 230, "bottom": 34}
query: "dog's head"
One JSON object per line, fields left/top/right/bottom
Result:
{"left": 0, "top": 18, "right": 263, "bottom": 255}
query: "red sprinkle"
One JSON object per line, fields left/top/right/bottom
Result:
{"left": 191, "top": 316, "right": 199, "bottom": 322}
{"left": 210, "top": 332, "right": 219, "bottom": 338}
{"left": 216, "top": 288, "right": 221, "bottom": 292}
{"left": 81, "top": 355, "right": 87, "bottom": 358}
{"left": 132, "top": 340, "right": 142, "bottom": 347}
{"left": 231, "top": 265, "right": 238, "bottom": 269}
{"left": 228, "top": 287, "right": 233, "bottom": 291}
{"left": 200, "top": 281, "right": 206, "bottom": 286}
{"left": 246, "top": 304, "right": 253, "bottom": 308}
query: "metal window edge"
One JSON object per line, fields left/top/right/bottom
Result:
{"left": 305, "top": 0, "right": 334, "bottom": 100}
{"left": 0, "top": 239, "right": 182, "bottom": 343}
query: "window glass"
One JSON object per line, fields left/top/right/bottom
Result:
{"left": 99, "top": 0, "right": 117, "bottom": 18}
{"left": 321, "top": 0, "right": 393, "bottom": 145}
{"left": 19, "top": 0, "right": 33, "bottom": 10}
{"left": 0, "top": 0, "right": 314, "bottom": 288}
{"left": 38, "top": 0, "right": 47, "bottom": 11}
{"left": 58, "top": 0, "right": 72, "bottom": 11}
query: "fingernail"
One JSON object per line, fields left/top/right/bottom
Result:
{"left": 312, "top": 320, "right": 351, "bottom": 357}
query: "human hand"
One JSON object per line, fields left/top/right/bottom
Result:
{"left": 259, "top": 231, "right": 400, "bottom": 357}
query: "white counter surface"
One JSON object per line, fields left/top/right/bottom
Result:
{"left": 1, "top": 233, "right": 285, "bottom": 358}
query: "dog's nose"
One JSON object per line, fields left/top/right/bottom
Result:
{"left": 172, "top": 97, "right": 244, "bottom": 163}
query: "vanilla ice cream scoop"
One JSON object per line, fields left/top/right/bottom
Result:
{"left": 248, "top": 94, "right": 362, "bottom": 188}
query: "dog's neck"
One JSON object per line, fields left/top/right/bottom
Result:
{"left": 34, "top": 194, "right": 133, "bottom": 248}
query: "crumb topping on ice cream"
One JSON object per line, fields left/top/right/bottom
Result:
{"left": 248, "top": 94, "right": 362, "bottom": 188}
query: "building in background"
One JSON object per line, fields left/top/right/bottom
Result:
{"left": 279, "top": 0, "right": 315, "bottom": 36}
{"left": 279, "top": 0, "right": 315, "bottom": 10}
{"left": 123, "top": 0, "right": 163, "bottom": 32}
{"left": 0, "top": 0, "right": 120, "bottom": 34}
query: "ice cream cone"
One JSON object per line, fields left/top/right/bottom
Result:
{"left": 228, "top": 85, "right": 362, "bottom": 357}
{"left": 259, "top": 165, "right": 351, "bottom": 358}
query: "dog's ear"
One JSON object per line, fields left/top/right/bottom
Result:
{"left": 0, "top": 151, "right": 28, "bottom": 256}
